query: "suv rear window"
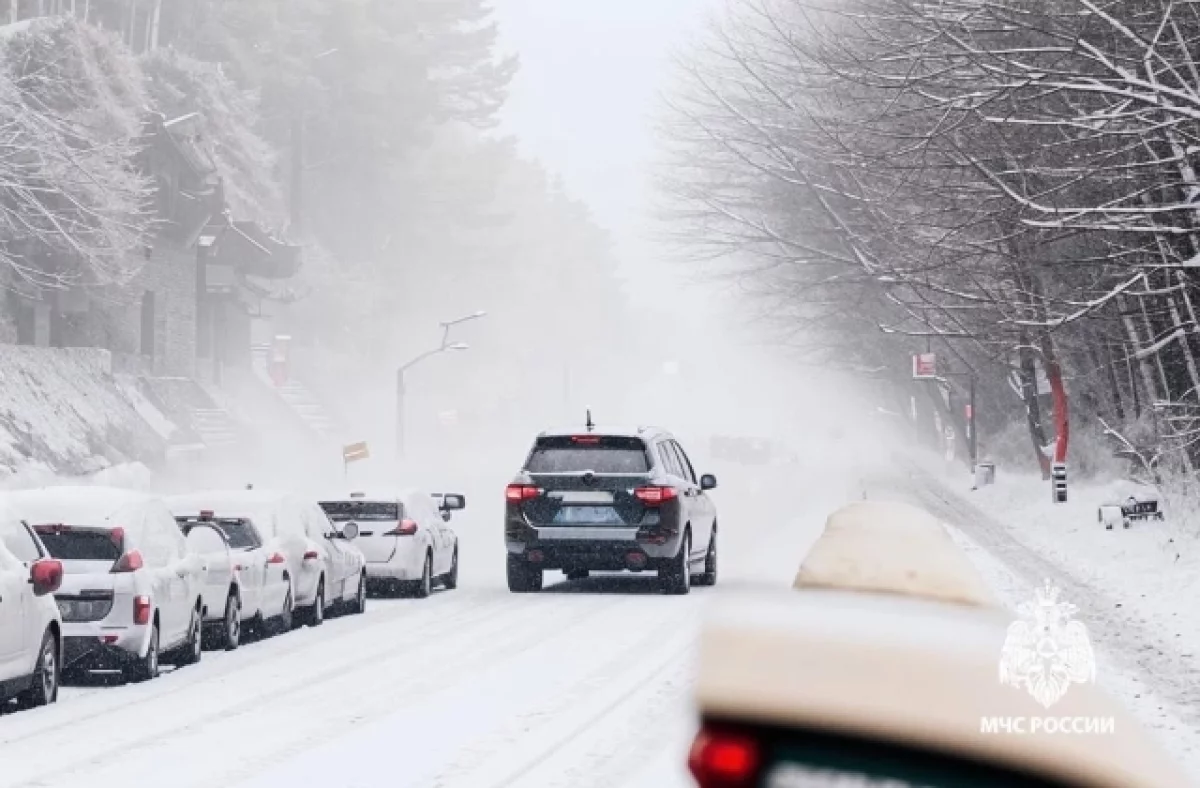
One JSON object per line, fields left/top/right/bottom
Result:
{"left": 32, "top": 525, "right": 123, "bottom": 561}
{"left": 525, "top": 436, "right": 650, "bottom": 474}
{"left": 319, "top": 501, "right": 401, "bottom": 521}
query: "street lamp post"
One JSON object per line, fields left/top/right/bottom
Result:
{"left": 395, "top": 311, "right": 487, "bottom": 458}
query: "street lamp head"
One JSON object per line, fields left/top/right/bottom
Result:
{"left": 471, "top": 310, "right": 487, "bottom": 318}
{"left": 447, "top": 343, "right": 470, "bottom": 351}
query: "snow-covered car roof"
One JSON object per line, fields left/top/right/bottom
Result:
{"left": 3, "top": 485, "right": 159, "bottom": 526}
{"left": 695, "top": 588, "right": 1185, "bottom": 788}
{"left": 317, "top": 488, "right": 425, "bottom": 503}
{"left": 164, "top": 489, "right": 297, "bottom": 512}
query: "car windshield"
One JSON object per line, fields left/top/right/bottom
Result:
{"left": 31, "top": 525, "right": 123, "bottom": 561}
{"left": 525, "top": 437, "right": 650, "bottom": 474}
{"left": 320, "top": 501, "right": 400, "bottom": 521}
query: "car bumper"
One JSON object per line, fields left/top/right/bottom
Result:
{"left": 62, "top": 625, "right": 151, "bottom": 670}
{"left": 505, "top": 536, "right": 679, "bottom": 571}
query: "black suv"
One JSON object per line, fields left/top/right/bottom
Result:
{"left": 504, "top": 425, "right": 718, "bottom": 594}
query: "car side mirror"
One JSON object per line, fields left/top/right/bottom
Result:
{"left": 441, "top": 493, "right": 466, "bottom": 512}
{"left": 441, "top": 511, "right": 452, "bottom": 523}
{"left": 700, "top": 474, "right": 718, "bottom": 491}
{"left": 340, "top": 522, "right": 360, "bottom": 541}
{"left": 30, "top": 559, "right": 63, "bottom": 597}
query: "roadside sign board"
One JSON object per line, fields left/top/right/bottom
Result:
{"left": 343, "top": 441, "right": 370, "bottom": 464}
{"left": 913, "top": 353, "right": 937, "bottom": 379}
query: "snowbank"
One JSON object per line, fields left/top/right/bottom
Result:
{"left": 908, "top": 454, "right": 1200, "bottom": 778}
{"left": 0, "top": 345, "right": 171, "bottom": 476}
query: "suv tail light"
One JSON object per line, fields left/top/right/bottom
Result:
{"left": 634, "top": 486, "right": 678, "bottom": 505}
{"left": 267, "top": 552, "right": 287, "bottom": 565}
{"left": 687, "top": 724, "right": 762, "bottom": 788}
{"left": 506, "top": 484, "right": 541, "bottom": 503}
{"left": 111, "top": 549, "right": 144, "bottom": 573}
{"left": 303, "top": 549, "right": 320, "bottom": 561}
{"left": 133, "top": 595, "right": 152, "bottom": 625}
{"left": 386, "top": 519, "right": 418, "bottom": 536}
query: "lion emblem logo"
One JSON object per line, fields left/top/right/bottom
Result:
{"left": 999, "top": 580, "right": 1096, "bottom": 708}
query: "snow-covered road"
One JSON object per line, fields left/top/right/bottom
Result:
{"left": 0, "top": 464, "right": 848, "bottom": 788}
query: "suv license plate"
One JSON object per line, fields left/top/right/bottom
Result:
{"left": 553, "top": 506, "right": 624, "bottom": 525}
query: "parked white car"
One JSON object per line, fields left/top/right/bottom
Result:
{"left": 170, "top": 509, "right": 294, "bottom": 650}
{"left": 6, "top": 487, "right": 205, "bottom": 682}
{"left": 166, "top": 490, "right": 366, "bottom": 628}
{"left": 0, "top": 508, "right": 63, "bottom": 710}
{"left": 319, "top": 489, "right": 463, "bottom": 598}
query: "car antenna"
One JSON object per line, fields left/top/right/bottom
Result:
{"left": 586, "top": 409, "right": 594, "bottom": 432}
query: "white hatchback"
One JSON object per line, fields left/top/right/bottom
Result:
{"left": 319, "top": 490, "right": 463, "bottom": 598}
{"left": 6, "top": 487, "right": 206, "bottom": 682}
{"left": 166, "top": 490, "right": 367, "bottom": 628}
{"left": 0, "top": 509, "right": 64, "bottom": 710}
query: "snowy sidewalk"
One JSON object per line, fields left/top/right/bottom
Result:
{"left": 869, "top": 456, "right": 1200, "bottom": 780}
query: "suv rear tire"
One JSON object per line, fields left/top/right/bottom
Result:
{"left": 661, "top": 532, "right": 692, "bottom": 595}
{"left": 694, "top": 531, "right": 718, "bottom": 587}
{"left": 507, "top": 556, "right": 543, "bottom": 593}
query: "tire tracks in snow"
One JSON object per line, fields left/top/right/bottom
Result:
{"left": 0, "top": 592, "right": 629, "bottom": 788}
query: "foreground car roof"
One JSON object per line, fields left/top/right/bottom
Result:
{"left": 696, "top": 588, "right": 1187, "bottom": 788}
{"left": 793, "top": 500, "right": 997, "bottom": 608}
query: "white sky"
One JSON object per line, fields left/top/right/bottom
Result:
{"left": 491, "top": 0, "right": 709, "bottom": 240}
{"left": 485, "top": 1, "right": 855, "bottom": 431}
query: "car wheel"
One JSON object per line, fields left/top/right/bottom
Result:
{"left": 413, "top": 553, "right": 433, "bottom": 599}
{"left": 276, "top": 586, "right": 294, "bottom": 634}
{"left": 304, "top": 580, "right": 325, "bottom": 627}
{"left": 695, "top": 530, "right": 718, "bottom": 587}
{"left": 127, "top": 623, "right": 160, "bottom": 683}
{"left": 443, "top": 549, "right": 459, "bottom": 590}
{"left": 661, "top": 532, "right": 692, "bottom": 595}
{"left": 175, "top": 608, "right": 203, "bottom": 666}
{"left": 506, "top": 555, "right": 543, "bottom": 593}
{"left": 352, "top": 573, "right": 367, "bottom": 615}
{"left": 15, "top": 629, "right": 58, "bottom": 709}
{"left": 220, "top": 594, "right": 241, "bottom": 651}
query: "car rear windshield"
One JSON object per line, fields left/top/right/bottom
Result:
{"left": 525, "top": 436, "right": 650, "bottom": 474}
{"left": 176, "top": 517, "right": 261, "bottom": 550}
{"left": 319, "top": 501, "right": 400, "bottom": 521}
{"left": 31, "top": 525, "right": 123, "bottom": 561}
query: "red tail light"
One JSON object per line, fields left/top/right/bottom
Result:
{"left": 30, "top": 559, "right": 63, "bottom": 596}
{"left": 571, "top": 435, "right": 601, "bottom": 444}
{"left": 111, "top": 549, "right": 144, "bottom": 573}
{"left": 267, "top": 552, "right": 287, "bottom": 565}
{"left": 386, "top": 519, "right": 418, "bottom": 536}
{"left": 133, "top": 595, "right": 152, "bottom": 625}
{"left": 687, "top": 725, "right": 761, "bottom": 788}
{"left": 634, "top": 486, "right": 678, "bottom": 505}
{"left": 506, "top": 484, "right": 541, "bottom": 502}
{"left": 109, "top": 527, "right": 125, "bottom": 547}
{"left": 303, "top": 550, "right": 320, "bottom": 561}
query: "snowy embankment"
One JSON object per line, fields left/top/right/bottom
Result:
{"left": 0, "top": 346, "right": 174, "bottom": 478}
{"left": 887, "top": 454, "right": 1200, "bottom": 781}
